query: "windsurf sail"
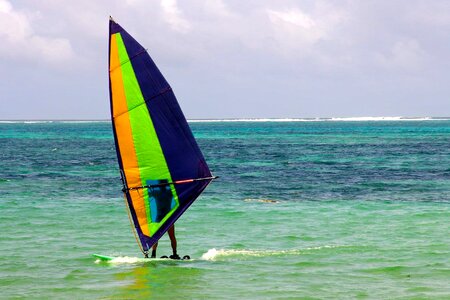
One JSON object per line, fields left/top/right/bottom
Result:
{"left": 108, "top": 18, "right": 216, "bottom": 256}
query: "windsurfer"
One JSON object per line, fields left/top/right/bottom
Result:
{"left": 151, "top": 224, "right": 180, "bottom": 259}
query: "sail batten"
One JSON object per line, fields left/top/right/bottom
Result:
{"left": 109, "top": 48, "right": 148, "bottom": 73}
{"left": 108, "top": 19, "right": 214, "bottom": 254}
{"left": 112, "top": 87, "right": 173, "bottom": 120}
{"left": 124, "top": 176, "right": 219, "bottom": 191}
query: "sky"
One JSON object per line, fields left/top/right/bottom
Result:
{"left": 0, "top": 0, "right": 449, "bottom": 120}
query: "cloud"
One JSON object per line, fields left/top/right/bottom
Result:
{"left": 0, "top": 0, "right": 75, "bottom": 66}
{"left": 406, "top": 1, "right": 450, "bottom": 26}
{"left": 268, "top": 8, "right": 316, "bottom": 29}
{"left": 267, "top": 8, "right": 324, "bottom": 52}
{"left": 160, "top": 0, "right": 191, "bottom": 33}
{"left": 262, "top": 3, "right": 348, "bottom": 66}
{"left": 203, "top": 0, "right": 233, "bottom": 17}
{"left": 376, "top": 39, "right": 426, "bottom": 71}
{"left": 1, "top": 0, "right": 449, "bottom": 119}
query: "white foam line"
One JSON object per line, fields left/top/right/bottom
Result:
{"left": 1, "top": 117, "right": 448, "bottom": 124}
{"left": 188, "top": 118, "right": 319, "bottom": 122}
{"left": 0, "top": 120, "right": 108, "bottom": 124}
{"left": 329, "top": 116, "right": 429, "bottom": 121}
{"left": 188, "top": 117, "right": 449, "bottom": 123}
{"left": 109, "top": 256, "right": 141, "bottom": 264}
{"left": 94, "top": 256, "right": 141, "bottom": 264}
{"left": 59, "top": 120, "right": 109, "bottom": 124}
{"left": 201, "top": 245, "right": 349, "bottom": 261}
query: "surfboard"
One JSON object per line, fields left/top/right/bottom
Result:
{"left": 93, "top": 253, "right": 191, "bottom": 262}
{"left": 93, "top": 254, "right": 115, "bottom": 261}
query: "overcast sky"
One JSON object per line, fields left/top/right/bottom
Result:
{"left": 1, "top": 0, "right": 449, "bottom": 119}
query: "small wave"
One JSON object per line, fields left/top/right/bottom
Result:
{"left": 201, "top": 245, "right": 350, "bottom": 261}
{"left": 244, "top": 198, "right": 281, "bottom": 203}
{"left": 24, "top": 121, "right": 54, "bottom": 124}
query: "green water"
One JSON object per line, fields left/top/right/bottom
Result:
{"left": 0, "top": 121, "right": 449, "bottom": 299}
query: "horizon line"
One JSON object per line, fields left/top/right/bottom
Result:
{"left": 1, "top": 116, "right": 449, "bottom": 123}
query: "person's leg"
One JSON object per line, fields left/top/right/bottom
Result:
{"left": 167, "top": 225, "right": 178, "bottom": 257}
{"left": 168, "top": 225, "right": 177, "bottom": 255}
{"left": 151, "top": 242, "right": 158, "bottom": 258}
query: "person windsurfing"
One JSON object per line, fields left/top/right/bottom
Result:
{"left": 107, "top": 18, "right": 217, "bottom": 260}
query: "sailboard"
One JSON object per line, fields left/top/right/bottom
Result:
{"left": 93, "top": 253, "right": 115, "bottom": 261}
{"left": 92, "top": 253, "right": 192, "bottom": 263}
{"left": 107, "top": 17, "right": 217, "bottom": 258}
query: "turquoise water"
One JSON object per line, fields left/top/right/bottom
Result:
{"left": 1, "top": 120, "right": 449, "bottom": 299}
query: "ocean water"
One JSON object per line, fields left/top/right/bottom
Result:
{"left": 0, "top": 120, "right": 449, "bottom": 299}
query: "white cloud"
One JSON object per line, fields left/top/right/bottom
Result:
{"left": 263, "top": 4, "right": 347, "bottom": 63}
{"left": 0, "top": 0, "right": 75, "bottom": 66}
{"left": 268, "top": 9, "right": 316, "bottom": 29}
{"left": 267, "top": 8, "right": 324, "bottom": 50}
{"left": 30, "top": 36, "right": 74, "bottom": 63}
{"left": 203, "top": 0, "right": 233, "bottom": 17}
{"left": 160, "top": 0, "right": 191, "bottom": 33}
{"left": 376, "top": 39, "right": 426, "bottom": 71}
{"left": 406, "top": 1, "right": 450, "bottom": 26}
{"left": 0, "top": 0, "right": 32, "bottom": 41}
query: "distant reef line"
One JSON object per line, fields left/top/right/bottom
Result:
{"left": 1, "top": 116, "right": 449, "bottom": 123}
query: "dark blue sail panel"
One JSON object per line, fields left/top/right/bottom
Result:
{"left": 119, "top": 28, "right": 170, "bottom": 101}
{"left": 110, "top": 20, "right": 124, "bottom": 35}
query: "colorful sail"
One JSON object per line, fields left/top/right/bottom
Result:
{"left": 108, "top": 18, "right": 216, "bottom": 255}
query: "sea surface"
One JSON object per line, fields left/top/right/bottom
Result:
{"left": 0, "top": 120, "right": 449, "bottom": 299}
